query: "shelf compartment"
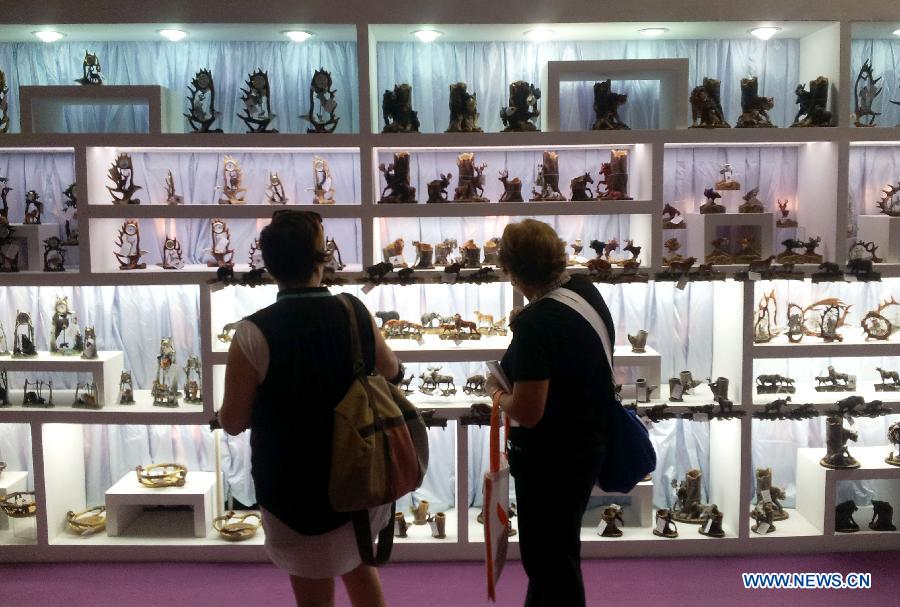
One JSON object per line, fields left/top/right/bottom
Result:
{"left": 0, "top": 351, "right": 123, "bottom": 407}
{"left": 87, "top": 204, "right": 364, "bottom": 219}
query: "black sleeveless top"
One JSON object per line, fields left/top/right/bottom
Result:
{"left": 245, "top": 288, "right": 375, "bottom": 535}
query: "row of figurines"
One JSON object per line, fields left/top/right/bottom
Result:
{"left": 754, "top": 292, "right": 898, "bottom": 344}
{"left": 0, "top": 300, "right": 97, "bottom": 358}
{"left": 0, "top": 178, "right": 78, "bottom": 234}
{"left": 111, "top": 218, "right": 344, "bottom": 273}
{"left": 755, "top": 368, "right": 900, "bottom": 395}
{"left": 106, "top": 154, "right": 336, "bottom": 206}
{"left": 394, "top": 501, "right": 450, "bottom": 539}
{"left": 378, "top": 237, "right": 642, "bottom": 273}
{"left": 660, "top": 235, "right": 824, "bottom": 273}
{"left": 377, "top": 73, "right": 842, "bottom": 133}
{"left": 0, "top": 233, "right": 72, "bottom": 273}
{"left": 43, "top": 58, "right": 340, "bottom": 134}
{"left": 379, "top": 150, "right": 631, "bottom": 203}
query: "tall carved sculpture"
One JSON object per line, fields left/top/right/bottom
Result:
{"left": 500, "top": 81, "right": 540, "bottom": 132}
{"left": 301, "top": 68, "right": 339, "bottom": 133}
{"left": 690, "top": 78, "right": 729, "bottom": 128}
{"left": 382, "top": 84, "right": 420, "bottom": 133}
{"left": 791, "top": 77, "right": 834, "bottom": 127}
{"left": 184, "top": 69, "right": 223, "bottom": 133}
{"left": 378, "top": 152, "right": 417, "bottom": 203}
{"left": 446, "top": 83, "right": 481, "bottom": 133}
{"left": 453, "top": 153, "right": 488, "bottom": 202}
{"left": 530, "top": 152, "right": 565, "bottom": 201}
{"left": 238, "top": 69, "right": 278, "bottom": 133}
{"left": 735, "top": 77, "right": 775, "bottom": 128}
{"left": 591, "top": 80, "right": 629, "bottom": 130}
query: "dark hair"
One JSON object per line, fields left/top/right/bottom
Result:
{"left": 259, "top": 210, "right": 329, "bottom": 285}
{"left": 498, "top": 219, "right": 567, "bottom": 287}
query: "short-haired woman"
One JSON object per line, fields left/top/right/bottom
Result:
{"left": 219, "top": 211, "right": 401, "bottom": 607}
{"left": 486, "top": 219, "right": 615, "bottom": 607}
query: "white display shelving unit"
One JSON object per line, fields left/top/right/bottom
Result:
{"left": 1, "top": 13, "right": 899, "bottom": 562}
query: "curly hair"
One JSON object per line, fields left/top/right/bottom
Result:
{"left": 259, "top": 210, "right": 329, "bottom": 285}
{"left": 498, "top": 219, "right": 567, "bottom": 287}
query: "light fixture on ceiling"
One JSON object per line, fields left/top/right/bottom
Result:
{"left": 283, "top": 30, "right": 313, "bottom": 42}
{"left": 893, "top": 28, "right": 900, "bottom": 37}
{"left": 33, "top": 31, "right": 64, "bottom": 43}
{"left": 750, "top": 26, "right": 781, "bottom": 41}
{"left": 638, "top": 27, "right": 669, "bottom": 37}
{"left": 159, "top": 29, "right": 187, "bottom": 42}
{"left": 524, "top": 27, "right": 555, "bottom": 42}
{"left": 413, "top": 30, "right": 442, "bottom": 43}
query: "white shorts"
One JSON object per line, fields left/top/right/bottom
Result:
{"left": 261, "top": 504, "right": 393, "bottom": 579}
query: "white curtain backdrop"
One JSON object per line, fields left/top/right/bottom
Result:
{"left": 0, "top": 41, "right": 359, "bottom": 134}
{"left": 663, "top": 147, "right": 799, "bottom": 215}
{"left": 849, "top": 146, "right": 900, "bottom": 221}
{"left": 0, "top": 423, "right": 33, "bottom": 491}
{"left": 851, "top": 39, "right": 900, "bottom": 128}
{"left": 377, "top": 39, "right": 800, "bottom": 132}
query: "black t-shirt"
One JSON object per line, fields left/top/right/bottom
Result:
{"left": 501, "top": 275, "right": 614, "bottom": 462}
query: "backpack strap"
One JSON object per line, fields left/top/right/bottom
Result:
{"left": 544, "top": 288, "right": 614, "bottom": 371}
{"left": 351, "top": 504, "right": 395, "bottom": 567}
{"left": 337, "top": 294, "right": 366, "bottom": 378}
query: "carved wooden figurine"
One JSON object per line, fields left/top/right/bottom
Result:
{"left": 500, "top": 81, "right": 540, "bottom": 132}
{"left": 791, "top": 76, "right": 833, "bottom": 127}
{"left": 446, "top": 83, "right": 481, "bottom": 133}
{"left": 382, "top": 84, "right": 420, "bottom": 133}
{"left": 184, "top": 69, "right": 223, "bottom": 133}
{"left": 238, "top": 69, "right": 278, "bottom": 133}
{"left": 113, "top": 220, "right": 147, "bottom": 270}
{"left": 453, "top": 153, "right": 488, "bottom": 202}
{"left": 530, "top": 151, "right": 565, "bottom": 201}
{"left": 301, "top": 68, "right": 339, "bottom": 133}
{"left": 592, "top": 80, "right": 630, "bottom": 130}
{"left": 378, "top": 152, "right": 417, "bottom": 203}
{"left": 690, "top": 78, "right": 729, "bottom": 128}
{"left": 735, "top": 76, "right": 775, "bottom": 128}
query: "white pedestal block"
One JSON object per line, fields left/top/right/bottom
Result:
{"left": 591, "top": 480, "right": 654, "bottom": 527}
{"left": 105, "top": 471, "right": 216, "bottom": 538}
{"left": 1, "top": 351, "right": 124, "bottom": 406}
{"left": 7, "top": 223, "right": 60, "bottom": 271}
{"left": 858, "top": 215, "right": 900, "bottom": 262}
{"left": 19, "top": 85, "right": 181, "bottom": 134}
{"left": 613, "top": 345, "right": 662, "bottom": 388}
{"left": 0, "top": 471, "right": 29, "bottom": 530}
{"left": 545, "top": 59, "right": 690, "bottom": 130}
{"left": 796, "top": 447, "right": 900, "bottom": 536}
{"left": 686, "top": 213, "right": 774, "bottom": 262}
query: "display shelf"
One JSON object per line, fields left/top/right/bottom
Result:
{"left": 393, "top": 508, "right": 459, "bottom": 544}
{"left": 19, "top": 85, "right": 180, "bottom": 135}
{"left": 751, "top": 389, "right": 900, "bottom": 410}
{"left": 0, "top": 350, "right": 122, "bottom": 407}
{"left": 0, "top": 471, "right": 29, "bottom": 531}
{"left": 797, "top": 447, "right": 900, "bottom": 537}
{"left": 105, "top": 471, "right": 216, "bottom": 538}
{"left": 50, "top": 509, "right": 265, "bottom": 546}
{"left": 0, "top": 521, "right": 37, "bottom": 545}
{"left": 87, "top": 204, "right": 364, "bottom": 219}
{"left": 0, "top": 390, "right": 208, "bottom": 424}
{"left": 372, "top": 200, "right": 657, "bottom": 218}
{"left": 752, "top": 335, "right": 899, "bottom": 358}
{"left": 4, "top": 223, "right": 62, "bottom": 272}
{"left": 747, "top": 507, "right": 822, "bottom": 538}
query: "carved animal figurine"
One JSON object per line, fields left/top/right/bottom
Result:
{"left": 736, "top": 76, "right": 775, "bottom": 128}
{"left": 698, "top": 504, "right": 726, "bottom": 538}
{"left": 760, "top": 397, "right": 792, "bottom": 418}
{"left": 382, "top": 84, "right": 420, "bottom": 133}
{"left": 463, "top": 375, "right": 487, "bottom": 396}
{"left": 820, "top": 416, "right": 860, "bottom": 469}
{"left": 446, "top": 82, "right": 481, "bottom": 133}
{"left": 623, "top": 240, "right": 641, "bottom": 265}
{"left": 792, "top": 77, "right": 833, "bottom": 127}
{"left": 597, "top": 150, "right": 631, "bottom": 200}
{"left": 592, "top": 80, "right": 630, "bottom": 130}
{"left": 739, "top": 187, "right": 765, "bottom": 213}
{"left": 752, "top": 502, "right": 776, "bottom": 534}
{"left": 500, "top": 80, "right": 540, "bottom": 132}
{"left": 498, "top": 170, "right": 523, "bottom": 202}
{"left": 453, "top": 153, "right": 488, "bottom": 202}
{"left": 889, "top": 422, "right": 900, "bottom": 466}
{"left": 869, "top": 500, "right": 896, "bottom": 531}
{"left": 700, "top": 189, "right": 725, "bottom": 214}
{"left": 671, "top": 469, "right": 705, "bottom": 523}
{"left": 426, "top": 174, "right": 452, "bottom": 203}
{"left": 599, "top": 504, "right": 624, "bottom": 537}
{"left": 653, "top": 509, "right": 678, "bottom": 538}
{"left": 755, "top": 468, "right": 788, "bottom": 521}
{"left": 627, "top": 330, "right": 648, "bottom": 353}
{"left": 379, "top": 152, "right": 417, "bottom": 203}
{"left": 364, "top": 261, "right": 394, "bottom": 282}
{"left": 569, "top": 173, "right": 595, "bottom": 201}
{"left": 853, "top": 59, "right": 882, "bottom": 127}
{"left": 776, "top": 199, "right": 798, "bottom": 227}
{"left": 75, "top": 51, "right": 103, "bottom": 85}
{"left": 374, "top": 310, "right": 400, "bottom": 327}
{"left": 834, "top": 500, "right": 859, "bottom": 533}
{"left": 690, "top": 78, "right": 729, "bottom": 128}
{"left": 530, "top": 151, "right": 565, "bottom": 201}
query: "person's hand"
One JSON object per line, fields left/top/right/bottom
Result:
{"left": 485, "top": 374, "right": 506, "bottom": 400}
{"left": 508, "top": 306, "right": 524, "bottom": 327}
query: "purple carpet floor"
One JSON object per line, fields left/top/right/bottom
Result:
{"left": 4, "top": 552, "right": 898, "bottom": 606}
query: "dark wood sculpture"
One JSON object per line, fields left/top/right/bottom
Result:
{"left": 498, "top": 170, "right": 523, "bottom": 202}
{"left": 591, "top": 80, "right": 629, "bottom": 130}
{"left": 598, "top": 150, "right": 631, "bottom": 199}
{"left": 379, "top": 152, "right": 417, "bottom": 203}
{"left": 237, "top": 69, "right": 278, "bottom": 133}
{"left": 426, "top": 173, "right": 452, "bottom": 203}
{"left": 500, "top": 80, "right": 540, "bottom": 132}
{"left": 690, "top": 78, "right": 729, "bottom": 128}
{"left": 382, "top": 84, "right": 420, "bottom": 133}
{"left": 185, "top": 69, "right": 223, "bottom": 133}
{"left": 735, "top": 77, "right": 774, "bottom": 128}
{"left": 453, "top": 153, "right": 488, "bottom": 202}
{"left": 791, "top": 76, "right": 834, "bottom": 127}
{"left": 820, "top": 416, "right": 860, "bottom": 469}
{"left": 301, "top": 68, "right": 339, "bottom": 133}
{"left": 446, "top": 82, "right": 481, "bottom": 133}
{"left": 530, "top": 151, "right": 565, "bottom": 201}
{"left": 853, "top": 59, "right": 881, "bottom": 127}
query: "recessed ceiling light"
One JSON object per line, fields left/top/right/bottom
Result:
{"left": 159, "top": 29, "right": 187, "bottom": 42}
{"left": 750, "top": 27, "right": 781, "bottom": 41}
{"left": 283, "top": 30, "right": 313, "bottom": 42}
{"left": 639, "top": 28, "right": 669, "bottom": 37}
{"left": 524, "top": 27, "right": 555, "bottom": 42}
{"left": 413, "top": 30, "right": 442, "bottom": 43}
{"left": 33, "top": 31, "right": 64, "bottom": 43}
{"left": 893, "top": 28, "right": 900, "bottom": 37}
